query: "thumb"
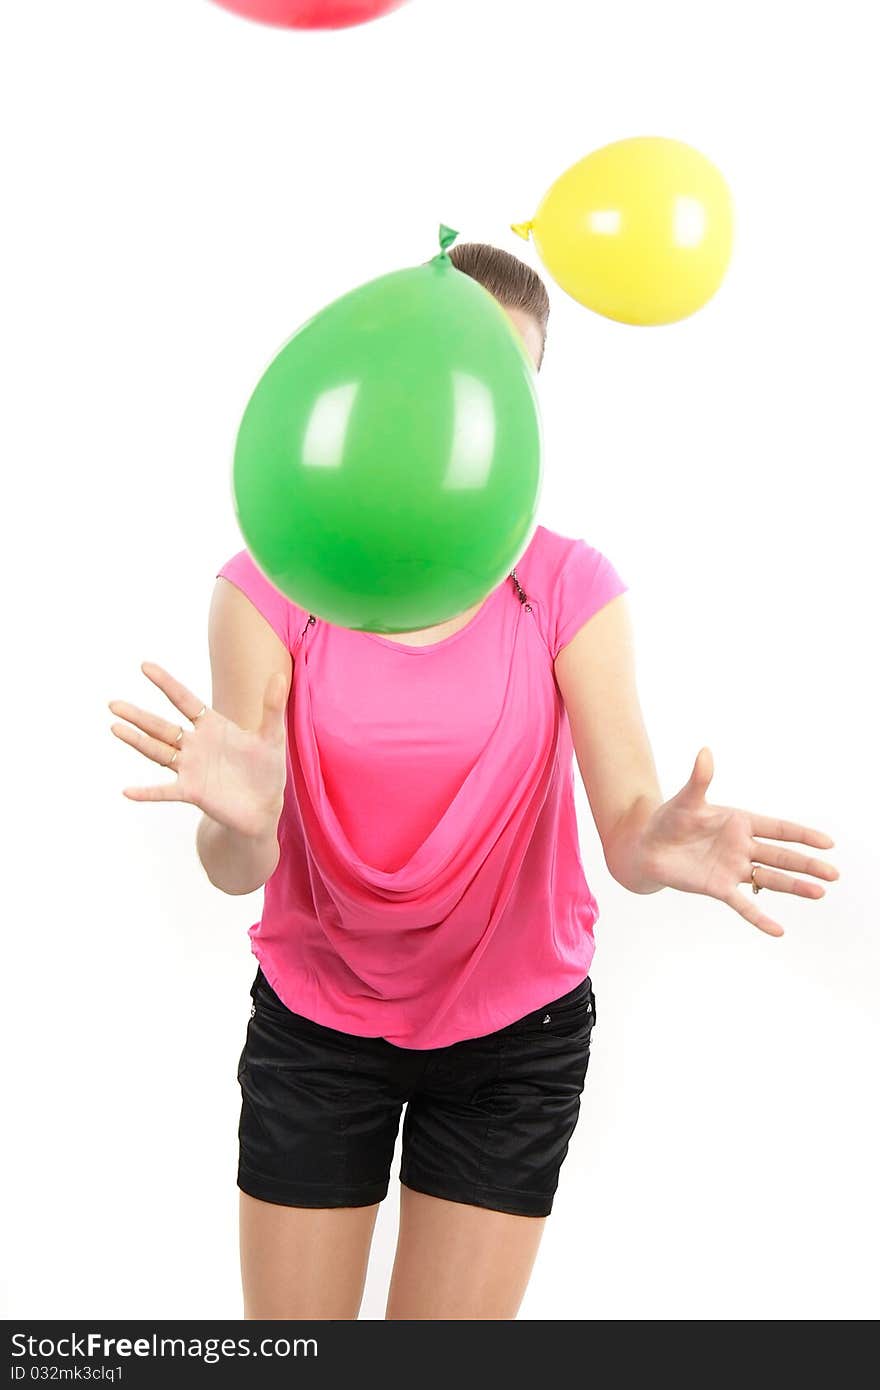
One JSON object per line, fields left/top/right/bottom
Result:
{"left": 680, "top": 745, "right": 714, "bottom": 803}
{"left": 258, "top": 670, "right": 289, "bottom": 741}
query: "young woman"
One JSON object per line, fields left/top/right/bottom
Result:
{"left": 109, "top": 243, "right": 838, "bottom": 1321}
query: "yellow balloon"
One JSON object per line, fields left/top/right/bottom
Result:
{"left": 513, "top": 136, "right": 734, "bottom": 326}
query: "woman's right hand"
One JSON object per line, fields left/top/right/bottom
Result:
{"left": 109, "top": 661, "right": 289, "bottom": 840}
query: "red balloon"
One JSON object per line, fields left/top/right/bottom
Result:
{"left": 211, "top": 0, "right": 409, "bottom": 29}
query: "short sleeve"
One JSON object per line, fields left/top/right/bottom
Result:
{"left": 216, "top": 550, "right": 293, "bottom": 650}
{"left": 550, "top": 540, "right": 628, "bottom": 658}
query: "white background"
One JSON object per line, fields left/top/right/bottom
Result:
{"left": 2, "top": 0, "right": 877, "bottom": 1321}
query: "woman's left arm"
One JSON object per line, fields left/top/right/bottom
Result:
{"left": 554, "top": 594, "right": 839, "bottom": 937}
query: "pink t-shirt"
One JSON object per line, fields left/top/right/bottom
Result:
{"left": 217, "top": 524, "right": 627, "bottom": 1048}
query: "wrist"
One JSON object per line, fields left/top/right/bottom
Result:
{"left": 248, "top": 803, "right": 284, "bottom": 846}
{"left": 196, "top": 811, "right": 281, "bottom": 897}
{"left": 605, "top": 796, "right": 667, "bottom": 895}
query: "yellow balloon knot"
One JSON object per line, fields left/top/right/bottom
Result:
{"left": 511, "top": 220, "right": 534, "bottom": 241}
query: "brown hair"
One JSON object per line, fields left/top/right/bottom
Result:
{"left": 448, "top": 242, "right": 550, "bottom": 366}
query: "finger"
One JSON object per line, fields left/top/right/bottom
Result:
{"left": 750, "top": 814, "right": 834, "bottom": 849}
{"left": 746, "top": 865, "right": 826, "bottom": 899}
{"left": 751, "top": 840, "right": 839, "bottom": 882}
{"left": 723, "top": 889, "right": 785, "bottom": 938}
{"left": 108, "top": 699, "right": 184, "bottom": 748}
{"left": 111, "top": 721, "right": 179, "bottom": 770}
{"left": 122, "top": 783, "right": 182, "bottom": 802}
{"left": 140, "top": 662, "right": 208, "bottom": 724}
{"left": 681, "top": 746, "right": 714, "bottom": 802}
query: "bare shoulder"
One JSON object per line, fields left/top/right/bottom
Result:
{"left": 209, "top": 577, "right": 291, "bottom": 730}
{"left": 553, "top": 591, "right": 659, "bottom": 847}
{"left": 554, "top": 589, "right": 632, "bottom": 677}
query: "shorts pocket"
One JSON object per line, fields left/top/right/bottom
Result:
{"left": 514, "top": 979, "right": 596, "bottom": 1044}
{"left": 250, "top": 968, "right": 314, "bottom": 1029}
{"left": 249, "top": 968, "right": 357, "bottom": 1050}
{"left": 251, "top": 967, "right": 289, "bottom": 1013}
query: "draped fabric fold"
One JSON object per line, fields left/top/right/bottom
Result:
{"left": 285, "top": 600, "right": 561, "bottom": 1035}
{"left": 216, "top": 524, "right": 629, "bottom": 1047}
{"left": 290, "top": 601, "right": 557, "bottom": 913}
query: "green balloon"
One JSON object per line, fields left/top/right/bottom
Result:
{"left": 232, "top": 228, "right": 543, "bottom": 633}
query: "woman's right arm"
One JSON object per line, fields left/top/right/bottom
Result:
{"left": 195, "top": 578, "right": 293, "bottom": 896}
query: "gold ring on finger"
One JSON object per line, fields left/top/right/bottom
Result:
{"left": 168, "top": 750, "right": 179, "bottom": 769}
{"left": 174, "top": 727, "right": 184, "bottom": 744}
{"left": 750, "top": 864, "right": 762, "bottom": 894}
{"left": 193, "top": 705, "right": 207, "bottom": 722}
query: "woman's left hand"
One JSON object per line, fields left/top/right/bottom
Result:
{"left": 639, "top": 747, "right": 839, "bottom": 937}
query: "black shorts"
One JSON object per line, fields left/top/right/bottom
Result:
{"left": 237, "top": 967, "right": 596, "bottom": 1218}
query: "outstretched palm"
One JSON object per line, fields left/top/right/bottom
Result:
{"left": 642, "top": 747, "right": 838, "bottom": 937}
{"left": 109, "top": 661, "right": 289, "bottom": 840}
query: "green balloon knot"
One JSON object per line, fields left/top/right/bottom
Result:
{"left": 436, "top": 223, "right": 460, "bottom": 260}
